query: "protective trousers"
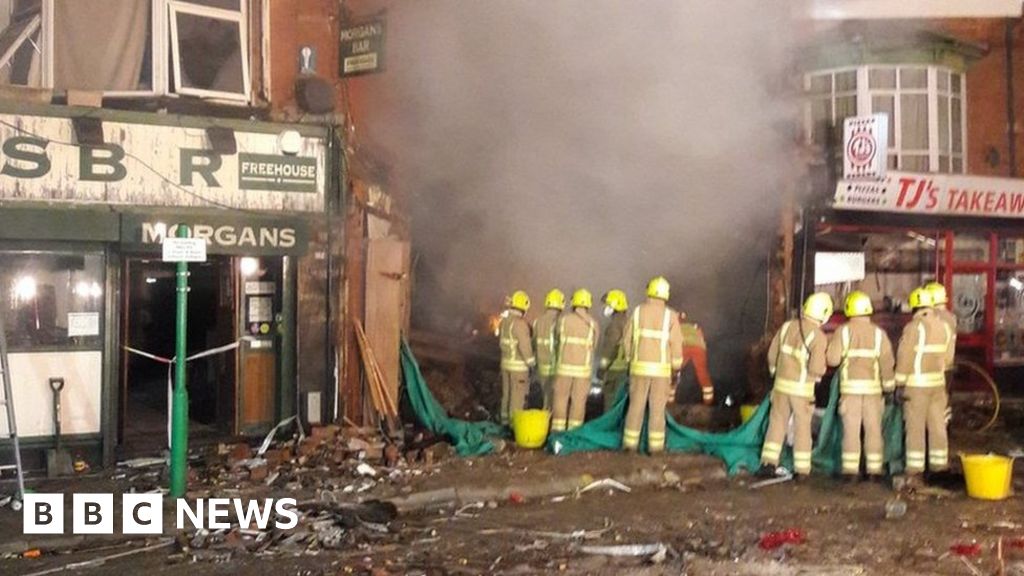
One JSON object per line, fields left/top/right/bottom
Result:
{"left": 839, "top": 394, "right": 884, "bottom": 476}
{"left": 623, "top": 376, "right": 671, "bottom": 453}
{"left": 602, "top": 370, "right": 627, "bottom": 412}
{"left": 903, "top": 386, "right": 949, "bottom": 474}
{"left": 541, "top": 376, "right": 555, "bottom": 411}
{"left": 551, "top": 376, "right": 589, "bottom": 431}
{"left": 761, "top": 391, "right": 814, "bottom": 475}
{"left": 500, "top": 370, "right": 529, "bottom": 425}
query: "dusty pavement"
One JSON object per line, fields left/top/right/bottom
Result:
{"left": 0, "top": 445, "right": 1023, "bottom": 576}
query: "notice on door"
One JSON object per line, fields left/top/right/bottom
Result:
{"left": 162, "top": 237, "right": 208, "bottom": 262}
{"left": 248, "top": 297, "right": 273, "bottom": 323}
{"left": 67, "top": 312, "right": 100, "bottom": 337}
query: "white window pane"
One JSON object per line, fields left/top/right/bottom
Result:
{"left": 952, "top": 97, "right": 963, "bottom": 153}
{"left": 0, "top": 0, "right": 42, "bottom": 87}
{"left": 938, "top": 95, "right": 950, "bottom": 152}
{"left": 937, "top": 70, "right": 949, "bottom": 92}
{"left": 900, "top": 67, "right": 927, "bottom": 89}
{"left": 809, "top": 74, "right": 830, "bottom": 95}
{"left": 835, "top": 70, "right": 857, "bottom": 92}
{"left": 869, "top": 68, "right": 896, "bottom": 89}
{"left": 871, "top": 95, "right": 895, "bottom": 142}
{"left": 953, "top": 157, "right": 964, "bottom": 173}
{"left": 902, "top": 155, "right": 929, "bottom": 171}
{"left": 811, "top": 98, "right": 832, "bottom": 146}
{"left": 952, "top": 73, "right": 962, "bottom": 95}
{"left": 172, "top": 10, "right": 246, "bottom": 96}
{"left": 901, "top": 94, "right": 929, "bottom": 149}
{"left": 180, "top": 0, "right": 240, "bottom": 9}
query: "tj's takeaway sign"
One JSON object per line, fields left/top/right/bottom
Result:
{"left": 0, "top": 113, "right": 326, "bottom": 212}
{"left": 834, "top": 171, "right": 1024, "bottom": 219}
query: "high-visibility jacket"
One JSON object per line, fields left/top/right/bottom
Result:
{"left": 895, "top": 309, "right": 951, "bottom": 388}
{"left": 680, "top": 322, "right": 706, "bottom": 350}
{"left": 555, "top": 309, "right": 599, "bottom": 378}
{"left": 533, "top": 309, "right": 560, "bottom": 378}
{"left": 598, "top": 312, "right": 629, "bottom": 372}
{"left": 933, "top": 306, "right": 958, "bottom": 369}
{"left": 498, "top": 311, "right": 535, "bottom": 373}
{"left": 622, "top": 298, "right": 684, "bottom": 378}
{"left": 826, "top": 316, "right": 895, "bottom": 395}
{"left": 767, "top": 318, "right": 827, "bottom": 399}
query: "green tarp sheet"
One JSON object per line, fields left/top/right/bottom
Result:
{"left": 401, "top": 340, "right": 905, "bottom": 475}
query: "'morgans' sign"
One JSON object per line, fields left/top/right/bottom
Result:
{"left": 834, "top": 171, "right": 1024, "bottom": 219}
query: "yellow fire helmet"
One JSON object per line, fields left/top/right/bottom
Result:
{"left": 647, "top": 276, "right": 670, "bottom": 300}
{"left": 908, "top": 286, "right": 934, "bottom": 310}
{"left": 924, "top": 281, "right": 948, "bottom": 305}
{"left": 507, "top": 290, "right": 530, "bottom": 313}
{"left": 544, "top": 289, "right": 566, "bottom": 310}
{"left": 844, "top": 290, "right": 873, "bottom": 317}
{"left": 802, "top": 292, "right": 834, "bottom": 323}
{"left": 571, "top": 288, "right": 593, "bottom": 309}
{"left": 603, "top": 289, "right": 629, "bottom": 312}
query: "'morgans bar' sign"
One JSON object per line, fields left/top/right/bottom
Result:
{"left": 834, "top": 171, "right": 1024, "bottom": 219}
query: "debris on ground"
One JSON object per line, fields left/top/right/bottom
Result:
{"left": 759, "top": 529, "right": 806, "bottom": 550}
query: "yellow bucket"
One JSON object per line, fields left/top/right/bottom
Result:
{"left": 740, "top": 404, "right": 758, "bottom": 424}
{"left": 512, "top": 409, "right": 551, "bottom": 449}
{"left": 960, "top": 453, "right": 1014, "bottom": 501}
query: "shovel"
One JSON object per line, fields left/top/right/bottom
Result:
{"left": 46, "top": 377, "right": 73, "bottom": 478}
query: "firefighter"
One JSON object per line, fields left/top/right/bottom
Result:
{"left": 533, "top": 289, "right": 565, "bottom": 410}
{"left": 924, "top": 281, "right": 957, "bottom": 372}
{"left": 621, "top": 277, "right": 684, "bottom": 453}
{"left": 895, "top": 287, "right": 953, "bottom": 480}
{"left": 597, "top": 289, "right": 629, "bottom": 412}
{"left": 759, "top": 292, "right": 832, "bottom": 478}
{"left": 551, "top": 289, "right": 599, "bottom": 432}
{"left": 679, "top": 313, "right": 714, "bottom": 405}
{"left": 826, "top": 291, "right": 895, "bottom": 481}
{"left": 498, "top": 290, "right": 535, "bottom": 425}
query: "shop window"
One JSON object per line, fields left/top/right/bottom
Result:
{"left": 805, "top": 65, "right": 966, "bottom": 173}
{"left": 998, "top": 236, "right": 1024, "bottom": 265}
{"left": 0, "top": 0, "right": 251, "bottom": 101}
{"left": 995, "top": 270, "right": 1024, "bottom": 364}
{"left": 952, "top": 233, "right": 990, "bottom": 263}
{"left": 953, "top": 273, "right": 986, "bottom": 336}
{"left": 0, "top": 252, "right": 104, "bottom": 350}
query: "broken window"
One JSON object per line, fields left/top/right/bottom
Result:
{"left": 169, "top": 0, "right": 249, "bottom": 101}
{"left": 0, "top": 0, "right": 251, "bottom": 102}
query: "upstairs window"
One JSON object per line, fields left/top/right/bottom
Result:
{"left": 0, "top": 0, "right": 251, "bottom": 102}
{"left": 805, "top": 65, "right": 966, "bottom": 173}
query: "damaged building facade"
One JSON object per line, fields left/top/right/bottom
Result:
{"left": 0, "top": 0, "right": 406, "bottom": 469}
{"left": 794, "top": 0, "right": 1024, "bottom": 392}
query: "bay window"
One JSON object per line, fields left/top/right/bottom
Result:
{"left": 806, "top": 65, "right": 966, "bottom": 173}
{"left": 0, "top": 0, "right": 251, "bottom": 102}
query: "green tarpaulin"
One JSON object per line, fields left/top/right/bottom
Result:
{"left": 401, "top": 340, "right": 905, "bottom": 475}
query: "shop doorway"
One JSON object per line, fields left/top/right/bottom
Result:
{"left": 119, "top": 256, "right": 237, "bottom": 452}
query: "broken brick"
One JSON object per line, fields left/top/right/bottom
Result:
{"left": 227, "top": 443, "right": 252, "bottom": 463}
{"left": 311, "top": 424, "right": 340, "bottom": 442}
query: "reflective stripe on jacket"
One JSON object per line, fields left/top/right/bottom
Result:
{"left": 768, "top": 318, "right": 827, "bottom": 399}
{"left": 499, "top": 312, "right": 535, "bottom": 373}
{"left": 533, "top": 309, "right": 560, "bottom": 377}
{"left": 895, "top": 309, "right": 950, "bottom": 388}
{"left": 624, "top": 299, "right": 684, "bottom": 378}
{"left": 555, "top": 309, "right": 599, "bottom": 378}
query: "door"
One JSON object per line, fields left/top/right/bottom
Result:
{"left": 364, "top": 239, "right": 410, "bottom": 420}
{"left": 236, "top": 256, "right": 282, "bottom": 435}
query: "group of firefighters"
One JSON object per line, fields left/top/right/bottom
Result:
{"left": 497, "top": 276, "right": 955, "bottom": 484}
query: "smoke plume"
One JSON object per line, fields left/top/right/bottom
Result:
{"left": 360, "top": 1, "right": 803, "bottom": 392}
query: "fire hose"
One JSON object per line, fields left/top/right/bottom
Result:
{"left": 951, "top": 359, "right": 1001, "bottom": 433}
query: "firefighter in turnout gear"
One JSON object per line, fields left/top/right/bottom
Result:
{"left": 598, "top": 289, "right": 629, "bottom": 412}
{"left": 925, "top": 281, "right": 957, "bottom": 372}
{"left": 679, "top": 313, "right": 714, "bottom": 405}
{"left": 533, "top": 289, "right": 565, "bottom": 410}
{"left": 498, "top": 290, "right": 536, "bottom": 425}
{"left": 759, "top": 292, "right": 832, "bottom": 478}
{"left": 621, "top": 277, "right": 684, "bottom": 453}
{"left": 826, "top": 291, "right": 895, "bottom": 480}
{"left": 551, "top": 289, "right": 599, "bottom": 432}
{"left": 896, "top": 287, "right": 953, "bottom": 477}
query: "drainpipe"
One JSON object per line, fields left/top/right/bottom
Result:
{"left": 1007, "top": 18, "right": 1018, "bottom": 177}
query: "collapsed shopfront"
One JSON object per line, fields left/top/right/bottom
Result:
{"left": 0, "top": 104, "right": 329, "bottom": 467}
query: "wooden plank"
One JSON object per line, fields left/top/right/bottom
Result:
{"left": 342, "top": 206, "right": 366, "bottom": 424}
{"left": 240, "top": 351, "right": 275, "bottom": 430}
{"left": 364, "top": 238, "right": 410, "bottom": 411}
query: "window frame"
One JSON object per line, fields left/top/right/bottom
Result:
{"left": 167, "top": 0, "right": 250, "bottom": 102}
{"left": 804, "top": 64, "right": 968, "bottom": 174}
{"left": 0, "top": 0, "right": 252, "bottom": 103}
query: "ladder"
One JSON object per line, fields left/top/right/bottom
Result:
{"left": 0, "top": 304, "right": 25, "bottom": 511}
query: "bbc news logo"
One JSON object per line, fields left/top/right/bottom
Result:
{"left": 23, "top": 494, "right": 299, "bottom": 534}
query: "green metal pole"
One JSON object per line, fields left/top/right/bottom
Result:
{"left": 169, "top": 224, "right": 190, "bottom": 497}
